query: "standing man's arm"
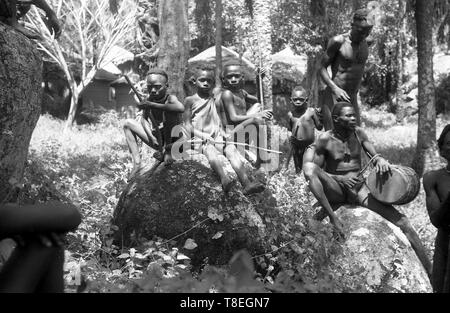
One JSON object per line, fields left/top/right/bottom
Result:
{"left": 319, "top": 36, "right": 351, "bottom": 102}
{"left": 423, "top": 173, "right": 450, "bottom": 228}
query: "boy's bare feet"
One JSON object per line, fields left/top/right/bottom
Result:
{"left": 221, "top": 177, "right": 234, "bottom": 194}
{"left": 243, "top": 182, "right": 265, "bottom": 195}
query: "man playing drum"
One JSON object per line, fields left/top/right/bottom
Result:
{"left": 423, "top": 124, "right": 450, "bottom": 293}
{"left": 303, "top": 102, "right": 432, "bottom": 277}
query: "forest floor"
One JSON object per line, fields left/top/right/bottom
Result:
{"left": 25, "top": 107, "right": 450, "bottom": 292}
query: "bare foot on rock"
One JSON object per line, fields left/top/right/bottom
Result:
{"left": 243, "top": 182, "right": 265, "bottom": 195}
{"left": 221, "top": 177, "right": 234, "bottom": 194}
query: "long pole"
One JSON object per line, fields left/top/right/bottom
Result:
{"left": 215, "top": 0, "right": 223, "bottom": 89}
{"left": 123, "top": 75, "right": 163, "bottom": 155}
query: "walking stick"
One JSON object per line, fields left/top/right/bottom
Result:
{"left": 123, "top": 75, "right": 164, "bottom": 157}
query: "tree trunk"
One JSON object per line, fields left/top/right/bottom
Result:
{"left": 252, "top": 0, "right": 273, "bottom": 110}
{"left": 215, "top": 0, "right": 223, "bottom": 89}
{"left": 412, "top": 0, "right": 440, "bottom": 175}
{"left": 157, "top": 0, "right": 190, "bottom": 100}
{"left": 0, "top": 24, "right": 42, "bottom": 202}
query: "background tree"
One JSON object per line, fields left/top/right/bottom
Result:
{"left": 412, "top": 0, "right": 440, "bottom": 175}
{"left": 157, "top": 0, "right": 190, "bottom": 100}
{"left": 26, "top": 0, "right": 137, "bottom": 128}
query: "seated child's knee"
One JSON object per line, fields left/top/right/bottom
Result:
{"left": 302, "top": 162, "right": 317, "bottom": 178}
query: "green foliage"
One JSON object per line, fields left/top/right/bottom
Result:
{"left": 25, "top": 109, "right": 446, "bottom": 293}
{"left": 435, "top": 73, "right": 450, "bottom": 115}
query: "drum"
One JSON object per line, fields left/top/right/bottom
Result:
{"left": 366, "top": 165, "right": 420, "bottom": 205}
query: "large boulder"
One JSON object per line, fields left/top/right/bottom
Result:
{"left": 329, "top": 207, "right": 432, "bottom": 293}
{"left": 113, "top": 154, "right": 271, "bottom": 266}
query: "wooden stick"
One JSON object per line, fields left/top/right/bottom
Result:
{"left": 188, "top": 139, "right": 282, "bottom": 154}
{"left": 122, "top": 75, "right": 163, "bottom": 155}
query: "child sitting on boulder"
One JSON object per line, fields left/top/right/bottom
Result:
{"left": 123, "top": 69, "right": 184, "bottom": 178}
{"left": 182, "top": 67, "right": 265, "bottom": 195}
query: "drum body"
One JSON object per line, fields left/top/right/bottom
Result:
{"left": 366, "top": 165, "right": 420, "bottom": 205}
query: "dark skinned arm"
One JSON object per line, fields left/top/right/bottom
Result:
{"left": 358, "top": 128, "right": 390, "bottom": 173}
{"left": 319, "top": 36, "right": 350, "bottom": 102}
{"left": 0, "top": 201, "right": 81, "bottom": 240}
{"left": 222, "top": 90, "right": 270, "bottom": 124}
{"left": 142, "top": 95, "right": 185, "bottom": 113}
{"left": 423, "top": 173, "right": 450, "bottom": 228}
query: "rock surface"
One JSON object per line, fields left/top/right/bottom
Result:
{"left": 113, "top": 154, "right": 270, "bottom": 266}
{"left": 330, "top": 206, "right": 432, "bottom": 293}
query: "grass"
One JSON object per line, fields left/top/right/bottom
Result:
{"left": 24, "top": 108, "right": 450, "bottom": 292}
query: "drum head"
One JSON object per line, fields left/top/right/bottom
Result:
{"left": 366, "top": 166, "right": 413, "bottom": 204}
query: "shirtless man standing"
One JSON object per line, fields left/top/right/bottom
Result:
{"left": 302, "top": 102, "right": 432, "bottom": 277}
{"left": 286, "top": 86, "right": 323, "bottom": 173}
{"left": 423, "top": 124, "right": 450, "bottom": 292}
{"left": 319, "top": 9, "right": 373, "bottom": 130}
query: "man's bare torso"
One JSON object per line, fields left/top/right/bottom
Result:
{"left": 331, "top": 34, "right": 369, "bottom": 95}
{"left": 320, "top": 128, "right": 363, "bottom": 174}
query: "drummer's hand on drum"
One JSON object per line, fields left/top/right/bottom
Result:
{"left": 375, "top": 157, "right": 390, "bottom": 174}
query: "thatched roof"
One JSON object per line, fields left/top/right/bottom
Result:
{"left": 272, "top": 47, "right": 307, "bottom": 85}
{"left": 188, "top": 46, "right": 256, "bottom": 81}
{"left": 95, "top": 46, "right": 135, "bottom": 82}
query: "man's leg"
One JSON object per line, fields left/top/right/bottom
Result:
{"left": 431, "top": 230, "right": 448, "bottom": 292}
{"left": 203, "top": 144, "right": 233, "bottom": 193}
{"left": 321, "top": 87, "right": 335, "bottom": 131}
{"left": 224, "top": 144, "right": 264, "bottom": 195}
{"left": 350, "top": 94, "right": 361, "bottom": 126}
{"left": 123, "top": 118, "right": 158, "bottom": 177}
{"left": 358, "top": 186, "right": 432, "bottom": 278}
{"left": 303, "top": 162, "right": 346, "bottom": 218}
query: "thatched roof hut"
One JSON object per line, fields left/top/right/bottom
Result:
{"left": 187, "top": 46, "right": 256, "bottom": 81}
{"left": 271, "top": 47, "right": 307, "bottom": 94}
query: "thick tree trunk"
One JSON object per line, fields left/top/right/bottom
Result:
{"left": 412, "top": 0, "right": 440, "bottom": 175}
{"left": 157, "top": 0, "right": 190, "bottom": 100}
{"left": 215, "top": 0, "right": 223, "bottom": 89}
{"left": 252, "top": 0, "right": 273, "bottom": 110}
{"left": 0, "top": 24, "right": 42, "bottom": 202}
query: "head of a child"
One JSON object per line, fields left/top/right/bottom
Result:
{"left": 222, "top": 61, "right": 244, "bottom": 90}
{"left": 146, "top": 68, "right": 169, "bottom": 101}
{"left": 193, "top": 67, "right": 215, "bottom": 94}
{"left": 290, "top": 86, "right": 308, "bottom": 110}
{"left": 438, "top": 124, "right": 450, "bottom": 163}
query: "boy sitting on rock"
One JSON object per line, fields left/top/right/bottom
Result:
{"left": 123, "top": 69, "right": 184, "bottom": 178}
{"left": 182, "top": 67, "right": 265, "bottom": 195}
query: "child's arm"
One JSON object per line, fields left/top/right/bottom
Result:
{"left": 222, "top": 90, "right": 270, "bottom": 123}
{"left": 0, "top": 201, "right": 81, "bottom": 240}
{"left": 142, "top": 95, "right": 185, "bottom": 113}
